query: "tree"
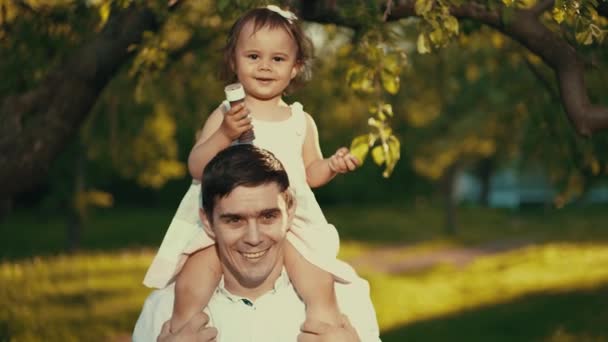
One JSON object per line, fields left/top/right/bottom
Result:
{"left": 1, "top": 0, "right": 607, "bottom": 201}
{"left": 0, "top": 1, "right": 161, "bottom": 202}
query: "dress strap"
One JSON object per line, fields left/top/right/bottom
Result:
{"left": 290, "top": 102, "right": 307, "bottom": 141}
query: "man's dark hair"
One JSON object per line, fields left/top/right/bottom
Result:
{"left": 201, "top": 145, "right": 291, "bottom": 220}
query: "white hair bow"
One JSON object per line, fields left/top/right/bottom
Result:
{"left": 266, "top": 5, "right": 298, "bottom": 23}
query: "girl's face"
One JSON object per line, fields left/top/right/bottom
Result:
{"left": 233, "top": 22, "right": 299, "bottom": 102}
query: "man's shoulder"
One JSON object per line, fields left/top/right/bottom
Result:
{"left": 132, "top": 285, "right": 175, "bottom": 341}
{"left": 334, "top": 261, "right": 371, "bottom": 293}
{"left": 333, "top": 262, "right": 381, "bottom": 342}
{"left": 144, "top": 284, "right": 176, "bottom": 311}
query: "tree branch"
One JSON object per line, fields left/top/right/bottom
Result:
{"left": 298, "top": 0, "right": 362, "bottom": 30}
{"left": 500, "top": 9, "right": 608, "bottom": 136}
{"left": 530, "top": 0, "right": 555, "bottom": 17}
{"left": 300, "top": 0, "right": 608, "bottom": 136}
{"left": 523, "top": 53, "right": 559, "bottom": 101}
{"left": 0, "top": 4, "right": 158, "bottom": 198}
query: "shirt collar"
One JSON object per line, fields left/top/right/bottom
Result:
{"left": 216, "top": 268, "right": 290, "bottom": 302}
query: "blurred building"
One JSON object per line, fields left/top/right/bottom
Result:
{"left": 456, "top": 168, "right": 608, "bottom": 208}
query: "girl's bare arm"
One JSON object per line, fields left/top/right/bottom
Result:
{"left": 302, "top": 113, "right": 358, "bottom": 188}
{"left": 188, "top": 103, "right": 252, "bottom": 180}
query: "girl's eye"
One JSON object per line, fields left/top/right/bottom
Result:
{"left": 247, "top": 54, "right": 259, "bottom": 60}
{"left": 273, "top": 57, "right": 285, "bottom": 62}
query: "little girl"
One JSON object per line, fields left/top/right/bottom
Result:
{"left": 143, "top": 5, "right": 360, "bottom": 333}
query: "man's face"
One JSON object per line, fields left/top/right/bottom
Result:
{"left": 201, "top": 183, "right": 294, "bottom": 292}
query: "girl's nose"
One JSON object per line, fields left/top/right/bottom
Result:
{"left": 258, "top": 60, "right": 271, "bottom": 71}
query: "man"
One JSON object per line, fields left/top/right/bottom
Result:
{"left": 133, "top": 145, "right": 380, "bottom": 341}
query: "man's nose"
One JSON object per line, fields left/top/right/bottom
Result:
{"left": 243, "top": 221, "right": 262, "bottom": 245}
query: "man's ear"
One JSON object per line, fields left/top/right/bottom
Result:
{"left": 286, "top": 188, "right": 297, "bottom": 227}
{"left": 199, "top": 208, "right": 215, "bottom": 239}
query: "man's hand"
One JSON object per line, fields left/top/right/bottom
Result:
{"left": 157, "top": 311, "right": 218, "bottom": 342}
{"left": 298, "top": 315, "right": 361, "bottom": 342}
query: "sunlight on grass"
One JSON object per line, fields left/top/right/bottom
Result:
{"left": 0, "top": 251, "right": 153, "bottom": 341}
{"left": 2, "top": 242, "right": 608, "bottom": 340}
{"left": 2, "top": 206, "right": 608, "bottom": 340}
{"left": 367, "top": 242, "right": 608, "bottom": 332}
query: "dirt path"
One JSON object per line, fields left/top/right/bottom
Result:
{"left": 349, "top": 239, "right": 536, "bottom": 274}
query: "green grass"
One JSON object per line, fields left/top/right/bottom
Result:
{"left": 1, "top": 204, "right": 608, "bottom": 341}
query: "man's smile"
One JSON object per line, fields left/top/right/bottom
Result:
{"left": 241, "top": 248, "right": 269, "bottom": 260}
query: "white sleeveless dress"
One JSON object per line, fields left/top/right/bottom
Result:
{"left": 143, "top": 102, "right": 355, "bottom": 288}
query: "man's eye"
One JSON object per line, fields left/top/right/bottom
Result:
{"left": 261, "top": 213, "right": 278, "bottom": 221}
{"left": 226, "top": 217, "right": 241, "bottom": 224}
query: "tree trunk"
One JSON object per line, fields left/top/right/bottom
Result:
{"left": 0, "top": 197, "right": 12, "bottom": 222}
{"left": 0, "top": 4, "right": 158, "bottom": 199}
{"left": 441, "top": 163, "right": 459, "bottom": 236}
{"left": 477, "top": 158, "right": 494, "bottom": 207}
{"left": 66, "top": 206, "right": 83, "bottom": 253}
{"left": 66, "top": 144, "right": 86, "bottom": 253}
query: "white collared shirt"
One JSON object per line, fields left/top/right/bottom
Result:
{"left": 133, "top": 267, "right": 381, "bottom": 342}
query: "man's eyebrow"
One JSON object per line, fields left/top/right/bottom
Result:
{"left": 259, "top": 208, "right": 281, "bottom": 216}
{"left": 218, "top": 213, "right": 242, "bottom": 220}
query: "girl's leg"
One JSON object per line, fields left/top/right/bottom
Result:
{"left": 284, "top": 241, "right": 341, "bottom": 325}
{"left": 171, "top": 245, "right": 222, "bottom": 332}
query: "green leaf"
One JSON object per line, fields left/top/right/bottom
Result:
{"left": 381, "top": 70, "right": 400, "bottom": 94}
{"left": 382, "top": 136, "right": 401, "bottom": 178}
{"left": 350, "top": 134, "right": 373, "bottom": 165}
{"left": 552, "top": 6, "right": 566, "bottom": 24}
{"left": 371, "top": 145, "right": 385, "bottom": 165}
{"left": 347, "top": 65, "right": 376, "bottom": 93}
{"left": 576, "top": 28, "right": 594, "bottom": 45}
{"left": 98, "top": 2, "right": 111, "bottom": 29}
{"left": 383, "top": 53, "right": 401, "bottom": 74}
{"left": 381, "top": 103, "right": 394, "bottom": 117}
{"left": 415, "top": 0, "right": 434, "bottom": 16}
{"left": 368, "top": 117, "right": 383, "bottom": 129}
{"left": 429, "top": 28, "right": 444, "bottom": 45}
{"left": 444, "top": 16, "right": 459, "bottom": 35}
{"left": 417, "top": 34, "right": 431, "bottom": 54}
{"left": 218, "top": 0, "right": 230, "bottom": 12}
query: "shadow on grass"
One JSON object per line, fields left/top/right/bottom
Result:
{"left": 328, "top": 204, "right": 608, "bottom": 246}
{"left": 380, "top": 284, "right": 608, "bottom": 342}
{"left": 0, "top": 207, "right": 172, "bottom": 260}
{"left": 2, "top": 204, "right": 608, "bottom": 261}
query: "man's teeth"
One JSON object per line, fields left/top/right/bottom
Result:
{"left": 242, "top": 250, "right": 267, "bottom": 258}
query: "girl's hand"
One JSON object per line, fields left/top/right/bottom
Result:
{"left": 219, "top": 103, "right": 253, "bottom": 141}
{"left": 328, "top": 147, "right": 360, "bottom": 174}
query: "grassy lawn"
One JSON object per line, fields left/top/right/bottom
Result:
{"left": 1, "top": 204, "right": 607, "bottom": 341}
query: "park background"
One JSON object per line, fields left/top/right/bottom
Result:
{"left": 1, "top": 0, "right": 608, "bottom": 341}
